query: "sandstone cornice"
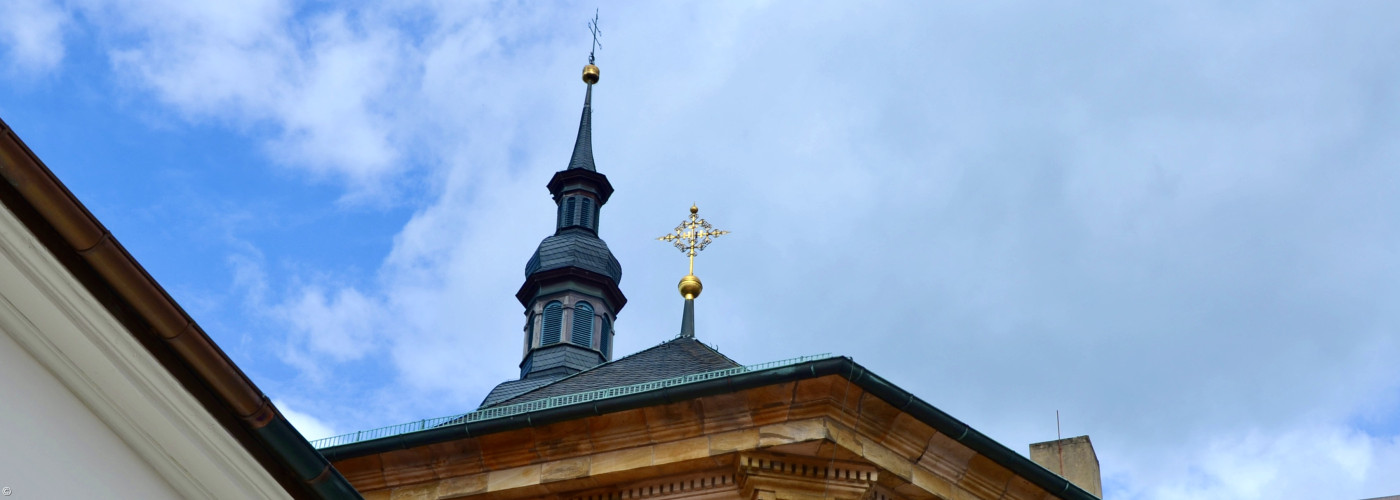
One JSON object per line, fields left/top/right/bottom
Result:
{"left": 336, "top": 375, "right": 1075, "bottom": 500}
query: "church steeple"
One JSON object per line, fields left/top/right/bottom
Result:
{"left": 512, "top": 55, "right": 625, "bottom": 381}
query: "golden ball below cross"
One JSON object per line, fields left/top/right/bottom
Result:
{"left": 678, "top": 274, "right": 703, "bottom": 299}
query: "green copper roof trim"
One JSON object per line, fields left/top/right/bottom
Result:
{"left": 309, "top": 353, "right": 834, "bottom": 449}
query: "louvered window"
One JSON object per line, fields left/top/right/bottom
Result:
{"left": 572, "top": 302, "right": 594, "bottom": 348}
{"left": 580, "top": 197, "right": 593, "bottom": 229}
{"left": 563, "top": 197, "right": 577, "bottom": 228}
{"left": 592, "top": 202, "right": 600, "bottom": 232}
{"left": 600, "top": 316, "right": 611, "bottom": 357}
{"left": 542, "top": 302, "right": 563, "bottom": 345}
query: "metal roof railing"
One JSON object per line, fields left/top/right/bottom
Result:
{"left": 310, "top": 353, "right": 834, "bottom": 449}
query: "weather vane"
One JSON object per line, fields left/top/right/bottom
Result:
{"left": 588, "top": 9, "right": 602, "bottom": 64}
{"left": 657, "top": 204, "right": 729, "bottom": 293}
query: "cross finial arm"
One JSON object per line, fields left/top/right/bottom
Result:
{"left": 588, "top": 10, "right": 602, "bottom": 64}
{"left": 655, "top": 204, "right": 728, "bottom": 282}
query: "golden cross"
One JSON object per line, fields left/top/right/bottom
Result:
{"left": 657, "top": 204, "right": 729, "bottom": 275}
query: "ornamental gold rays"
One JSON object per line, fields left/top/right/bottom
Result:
{"left": 656, "top": 204, "right": 729, "bottom": 299}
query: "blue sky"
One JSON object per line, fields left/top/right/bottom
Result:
{"left": 5, "top": 1, "right": 1400, "bottom": 498}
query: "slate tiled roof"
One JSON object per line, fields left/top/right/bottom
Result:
{"left": 477, "top": 374, "right": 567, "bottom": 408}
{"left": 522, "top": 343, "right": 607, "bottom": 379}
{"left": 478, "top": 345, "right": 607, "bottom": 408}
{"left": 566, "top": 85, "right": 596, "bottom": 171}
{"left": 524, "top": 228, "right": 623, "bottom": 284}
{"left": 485, "top": 337, "right": 741, "bottom": 408}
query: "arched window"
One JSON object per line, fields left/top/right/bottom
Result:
{"left": 572, "top": 302, "right": 594, "bottom": 348}
{"left": 600, "top": 316, "right": 611, "bottom": 357}
{"left": 541, "top": 302, "right": 563, "bottom": 345}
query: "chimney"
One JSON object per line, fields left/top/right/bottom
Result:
{"left": 1029, "top": 435, "right": 1102, "bottom": 498}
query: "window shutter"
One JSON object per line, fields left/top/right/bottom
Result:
{"left": 572, "top": 302, "right": 593, "bottom": 348}
{"left": 580, "top": 197, "right": 593, "bottom": 229}
{"left": 600, "top": 317, "right": 611, "bottom": 357}
{"left": 542, "top": 302, "right": 563, "bottom": 345}
{"left": 564, "top": 197, "right": 577, "bottom": 227}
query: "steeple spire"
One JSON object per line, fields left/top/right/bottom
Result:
{"left": 568, "top": 10, "right": 601, "bottom": 171}
{"left": 566, "top": 86, "right": 596, "bottom": 171}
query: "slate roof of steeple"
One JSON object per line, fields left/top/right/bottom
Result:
{"left": 479, "top": 337, "right": 741, "bottom": 409}
{"left": 566, "top": 85, "right": 596, "bottom": 171}
{"left": 524, "top": 227, "right": 623, "bottom": 283}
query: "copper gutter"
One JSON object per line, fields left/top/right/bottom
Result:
{"left": 0, "top": 117, "right": 359, "bottom": 499}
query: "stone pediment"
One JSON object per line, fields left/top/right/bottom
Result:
{"left": 333, "top": 374, "right": 1072, "bottom": 500}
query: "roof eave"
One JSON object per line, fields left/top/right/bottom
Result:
{"left": 547, "top": 168, "right": 614, "bottom": 204}
{"left": 320, "top": 357, "right": 1097, "bottom": 500}
{"left": 0, "top": 117, "right": 360, "bottom": 500}
{"left": 516, "top": 265, "right": 627, "bottom": 312}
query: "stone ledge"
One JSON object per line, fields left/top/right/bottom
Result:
{"left": 342, "top": 376, "right": 1056, "bottom": 500}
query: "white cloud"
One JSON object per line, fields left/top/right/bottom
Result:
{"left": 1130, "top": 425, "right": 1400, "bottom": 499}
{"left": 275, "top": 399, "right": 337, "bottom": 441}
{"left": 0, "top": 0, "right": 67, "bottom": 73}
{"left": 15, "top": 1, "right": 1400, "bottom": 497}
{"left": 277, "top": 285, "right": 385, "bottom": 365}
{"left": 263, "top": 12, "right": 404, "bottom": 185}
{"left": 227, "top": 253, "right": 268, "bottom": 310}
{"left": 310, "top": 4, "right": 1400, "bottom": 497}
{"left": 240, "top": 6, "right": 1400, "bottom": 496}
{"left": 79, "top": 0, "right": 409, "bottom": 195}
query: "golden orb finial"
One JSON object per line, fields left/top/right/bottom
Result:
{"left": 678, "top": 274, "right": 703, "bottom": 299}
{"left": 690, "top": 203, "right": 698, "bottom": 215}
{"left": 582, "top": 64, "right": 600, "bottom": 84}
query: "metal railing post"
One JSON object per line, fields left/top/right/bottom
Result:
{"left": 313, "top": 353, "right": 833, "bottom": 449}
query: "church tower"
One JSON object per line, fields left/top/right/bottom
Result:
{"left": 481, "top": 58, "right": 626, "bottom": 406}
